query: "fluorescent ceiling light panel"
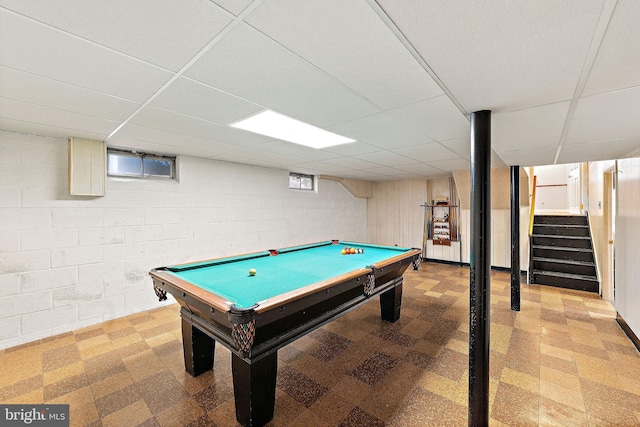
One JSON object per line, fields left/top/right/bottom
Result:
{"left": 230, "top": 110, "right": 355, "bottom": 149}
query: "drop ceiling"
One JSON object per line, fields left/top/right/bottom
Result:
{"left": 1, "top": 0, "right": 638, "bottom": 181}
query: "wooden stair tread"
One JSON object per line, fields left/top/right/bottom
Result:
{"left": 532, "top": 257, "right": 595, "bottom": 266}
{"left": 532, "top": 270, "right": 598, "bottom": 281}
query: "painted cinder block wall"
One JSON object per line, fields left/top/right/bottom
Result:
{"left": 0, "top": 130, "right": 368, "bottom": 350}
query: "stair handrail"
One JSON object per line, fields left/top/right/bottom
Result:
{"left": 528, "top": 175, "right": 537, "bottom": 284}
{"left": 529, "top": 175, "right": 537, "bottom": 237}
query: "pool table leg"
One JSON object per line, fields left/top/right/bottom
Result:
{"left": 232, "top": 352, "right": 278, "bottom": 427}
{"left": 380, "top": 278, "right": 403, "bottom": 323}
{"left": 182, "top": 319, "right": 215, "bottom": 376}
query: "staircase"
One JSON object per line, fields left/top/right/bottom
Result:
{"left": 530, "top": 215, "right": 599, "bottom": 292}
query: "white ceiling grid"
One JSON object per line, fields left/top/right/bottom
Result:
{"left": 0, "top": 0, "right": 638, "bottom": 180}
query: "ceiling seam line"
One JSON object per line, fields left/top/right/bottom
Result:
{"left": 363, "top": 0, "right": 468, "bottom": 120}
{"left": 241, "top": 22, "right": 383, "bottom": 115}
{"left": 0, "top": 6, "right": 174, "bottom": 75}
{"left": 106, "top": 0, "right": 265, "bottom": 140}
{"left": 0, "top": 95, "right": 124, "bottom": 123}
{"left": 553, "top": 0, "right": 618, "bottom": 164}
{"left": 0, "top": 64, "right": 149, "bottom": 104}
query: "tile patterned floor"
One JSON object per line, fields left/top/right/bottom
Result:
{"left": 2, "top": 262, "right": 639, "bottom": 426}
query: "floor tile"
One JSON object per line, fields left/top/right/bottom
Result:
{"left": 1, "top": 263, "right": 638, "bottom": 426}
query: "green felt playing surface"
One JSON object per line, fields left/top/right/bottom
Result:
{"left": 165, "top": 242, "right": 411, "bottom": 308}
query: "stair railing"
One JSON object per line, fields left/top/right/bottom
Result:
{"left": 528, "top": 175, "right": 537, "bottom": 283}
{"left": 529, "top": 175, "right": 537, "bottom": 237}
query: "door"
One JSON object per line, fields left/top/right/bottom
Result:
{"left": 568, "top": 163, "right": 581, "bottom": 214}
{"left": 602, "top": 168, "right": 616, "bottom": 301}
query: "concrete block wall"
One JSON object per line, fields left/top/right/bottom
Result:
{"left": 0, "top": 130, "right": 368, "bottom": 349}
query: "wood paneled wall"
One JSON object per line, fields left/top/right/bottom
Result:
{"left": 368, "top": 179, "right": 427, "bottom": 248}
{"left": 367, "top": 171, "right": 531, "bottom": 269}
{"left": 452, "top": 167, "right": 530, "bottom": 210}
{"left": 459, "top": 208, "right": 530, "bottom": 268}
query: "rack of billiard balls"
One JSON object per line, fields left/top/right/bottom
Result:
{"left": 341, "top": 247, "right": 364, "bottom": 255}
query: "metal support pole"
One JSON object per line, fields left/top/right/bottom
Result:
{"left": 510, "top": 165, "right": 521, "bottom": 311}
{"left": 469, "top": 110, "right": 491, "bottom": 427}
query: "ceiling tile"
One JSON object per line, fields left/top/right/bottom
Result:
{"left": 0, "top": 98, "right": 118, "bottom": 137}
{"left": 361, "top": 166, "right": 415, "bottom": 177}
{"left": 397, "top": 163, "right": 451, "bottom": 176}
{"left": 292, "top": 161, "right": 353, "bottom": 175}
{"left": 214, "top": 147, "right": 307, "bottom": 168}
{"left": 330, "top": 112, "right": 432, "bottom": 149}
{"left": 558, "top": 137, "right": 640, "bottom": 163}
{"left": 426, "top": 158, "right": 470, "bottom": 172}
{"left": 492, "top": 101, "right": 570, "bottom": 150}
{"left": 566, "top": 87, "right": 640, "bottom": 144}
{"left": 320, "top": 141, "right": 382, "bottom": 156}
{"left": 0, "top": 118, "right": 106, "bottom": 142}
{"left": 0, "top": 66, "right": 140, "bottom": 121}
{"left": 0, "top": 10, "right": 172, "bottom": 101}
{"left": 583, "top": 0, "right": 640, "bottom": 96}
{"left": 0, "top": 0, "right": 232, "bottom": 71}
{"left": 150, "top": 77, "right": 262, "bottom": 125}
{"left": 338, "top": 169, "right": 394, "bottom": 180}
{"left": 210, "top": 0, "right": 254, "bottom": 16}
{"left": 184, "top": 23, "right": 379, "bottom": 127}
{"left": 392, "top": 142, "right": 459, "bottom": 163}
{"left": 498, "top": 145, "right": 558, "bottom": 167}
{"left": 250, "top": 140, "right": 341, "bottom": 162}
{"left": 127, "top": 106, "right": 269, "bottom": 148}
{"left": 440, "top": 137, "right": 471, "bottom": 160}
{"left": 352, "top": 151, "right": 418, "bottom": 167}
{"left": 491, "top": 150, "right": 508, "bottom": 169}
{"left": 321, "top": 157, "right": 380, "bottom": 170}
{"left": 245, "top": 0, "right": 442, "bottom": 110}
{"left": 377, "top": 0, "right": 605, "bottom": 112}
{"left": 388, "top": 95, "right": 469, "bottom": 141}
{"left": 111, "top": 124, "right": 240, "bottom": 155}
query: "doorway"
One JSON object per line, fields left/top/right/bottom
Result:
{"left": 602, "top": 167, "right": 616, "bottom": 301}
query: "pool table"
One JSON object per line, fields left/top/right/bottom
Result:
{"left": 149, "top": 240, "right": 421, "bottom": 427}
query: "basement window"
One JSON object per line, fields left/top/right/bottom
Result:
{"left": 107, "top": 149, "right": 175, "bottom": 179}
{"left": 289, "top": 172, "right": 314, "bottom": 191}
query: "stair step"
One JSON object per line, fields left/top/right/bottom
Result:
{"left": 532, "top": 257, "right": 597, "bottom": 276}
{"left": 531, "top": 234, "right": 590, "bottom": 240}
{"left": 532, "top": 224, "right": 590, "bottom": 237}
{"left": 533, "top": 270, "right": 597, "bottom": 281}
{"left": 531, "top": 235, "right": 593, "bottom": 249}
{"left": 532, "top": 245, "right": 595, "bottom": 262}
{"left": 534, "top": 224, "right": 589, "bottom": 229}
{"left": 532, "top": 257, "right": 595, "bottom": 267}
{"left": 532, "top": 270, "right": 599, "bottom": 292}
{"left": 534, "top": 215, "right": 588, "bottom": 226}
{"left": 532, "top": 245, "right": 593, "bottom": 252}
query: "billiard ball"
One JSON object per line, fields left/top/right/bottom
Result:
{"left": 341, "top": 249, "right": 346, "bottom": 255}
{"left": 350, "top": 248, "right": 356, "bottom": 254}
{"left": 249, "top": 268, "right": 256, "bottom": 276}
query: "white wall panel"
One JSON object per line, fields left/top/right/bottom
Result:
{"left": 615, "top": 157, "right": 640, "bottom": 342}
